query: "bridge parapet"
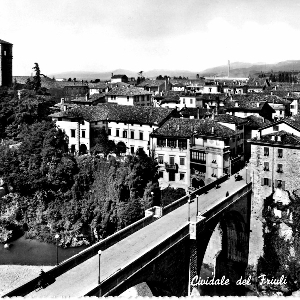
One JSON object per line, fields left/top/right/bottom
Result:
{"left": 2, "top": 213, "right": 157, "bottom": 297}
{"left": 86, "top": 224, "right": 191, "bottom": 297}
{"left": 163, "top": 175, "right": 229, "bottom": 215}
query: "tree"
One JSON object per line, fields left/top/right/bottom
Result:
{"left": 32, "top": 63, "right": 42, "bottom": 92}
{"left": 196, "top": 74, "right": 200, "bottom": 79}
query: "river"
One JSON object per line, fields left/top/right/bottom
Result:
{"left": 0, "top": 236, "right": 87, "bottom": 266}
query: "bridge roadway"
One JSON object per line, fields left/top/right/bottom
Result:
{"left": 28, "top": 169, "right": 247, "bottom": 297}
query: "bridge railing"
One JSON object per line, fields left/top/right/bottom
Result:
{"left": 163, "top": 174, "right": 229, "bottom": 215}
{"left": 2, "top": 212, "right": 156, "bottom": 297}
{"left": 85, "top": 223, "right": 191, "bottom": 297}
{"left": 202, "top": 182, "right": 252, "bottom": 222}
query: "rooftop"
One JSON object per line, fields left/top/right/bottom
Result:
{"left": 251, "top": 130, "right": 300, "bottom": 146}
{"left": 214, "top": 114, "right": 247, "bottom": 125}
{"left": 106, "top": 86, "right": 151, "bottom": 96}
{"left": 137, "top": 80, "right": 165, "bottom": 88}
{"left": 151, "top": 117, "right": 235, "bottom": 139}
{"left": 50, "top": 104, "right": 174, "bottom": 125}
{"left": 0, "top": 39, "right": 12, "bottom": 45}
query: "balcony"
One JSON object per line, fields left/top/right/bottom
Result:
{"left": 165, "top": 163, "right": 178, "bottom": 172}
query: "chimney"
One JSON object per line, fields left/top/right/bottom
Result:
{"left": 63, "top": 105, "right": 67, "bottom": 111}
{"left": 211, "top": 126, "right": 215, "bottom": 134}
{"left": 257, "top": 102, "right": 260, "bottom": 107}
{"left": 61, "top": 98, "right": 65, "bottom": 104}
{"left": 256, "top": 81, "right": 258, "bottom": 86}
{"left": 86, "top": 94, "right": 88, "bottom": 101}
{"left": 271, "top": 91, "right": 273, "bottom": 95}
{"left": 228, "top": 60, "right": 230, "bottom": 78}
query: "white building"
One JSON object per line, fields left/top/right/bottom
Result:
{"left": 50, "top": 104, "right": 176, "bottom": 155}
{"left": 150, "top": 118, "right": 238, "bottom": 190}
{"left": 106, "top": 86, "right": 152, "bottom": 106}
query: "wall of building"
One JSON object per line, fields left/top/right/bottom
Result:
{"left": 55, "top": 118, "right": 91, "bottom": 152}
{"left": 152, "top": 137, "right": 189, "bottom": 190}
{"left": 179, "top": 96, "right": 197, "bottom": 109}
{"left": 108, "top": 122, "right": 155, "bottom": 154}
{"left": 261, "top": 123, "right": 300, "bottom": 137}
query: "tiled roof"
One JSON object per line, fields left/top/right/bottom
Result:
{"left": 214, "top": 114, "right": 247, "bottom": 125}
{"left": 258, "top": 115, "right": 300, "bottom": 131}
{"left": 137, "top": 80, "right": 165, "bottom": 87}
{"left": 251, "top": 130, "right": 300, "bottom": 146}
{"left": 179, "top": 107, "right": 211, "bottom": 118}
{"left": 243, "top": 115, "right": 272, "bottom": 129}
{"left": 111, "top": 74, "right": 127, "bottom": 79}
{"left": 106, "top": 86, "right": 151, "bottom": 96}
{"left": 0, "top": 39, "right": 12, "bottom": 45}
{"left": 88, "top": 82, "right": 107, "bottom": 89}
{"left": 272, "top": 83, "right": 300, "bottom": 92}
{"left": 151, "top": 117, "right": 235, "bottom": 139}
{"left": 226, "top": 94, "right": 289, "bottom": 104}
{"left": 50, "top": 104, "right": 174, "bottom": 125}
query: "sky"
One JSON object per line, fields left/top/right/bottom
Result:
{"left": 1, "top": 0, "right": 300, "bottom": 76}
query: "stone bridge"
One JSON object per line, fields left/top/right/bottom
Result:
{"left": 3, "top": 169, "right": 252, "bottom": 297}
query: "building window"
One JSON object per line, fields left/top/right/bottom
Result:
{"left": 131, "top": 131, "right": 134, "bottom": 139}
{"left": 180, "top": 157, "right": 185, "bottom": 166}
{"left": 158, "top": 155, "right": 164, "bottom": 164}
{"left": 264, "top": 147, "right": 269, "bottom": 156}
{"left": 123, "top": 130, "right": 127, "bottom": 138}
{"left": 130, "top": 146, "right": 134, "bottom": 154}
{"left": 178, "top": 139, "right": 187, "bottom": 149}
{"left": 278, "top": 148, "right": 283, "bottom": 158}
{"left": 157, "top": 138, "right": 166, "bottom": 147}
{"left": 139, "top": 132, "right": 143, "bottom": 140}
{"left": 280, "top": 111, "right": 282, "bottom": 115}
{"left": 190, "top": 99, "right": 193, "bottom": 104}
{"left": 116, "top": 129, "right": 119, "bottom": 137}
{"left": 70, "top": 145, "right": 76, "bottom": 153}
{"left": 82, "top": 130, "right": 86, "bottom": 138}
{"left": 159, "top": 171, "right": 164, "bottom": 178}
{"left": 183, "top": 98, "right": 185, "bottom": 104}
{"left": 263, "top": 162, "right": 269, "bottom": 171}
{"left": 108, "top": 128, "right": 111, "bottom": 135}
{"left": 71, "top": 129, "right": 76, "bottom": 138}
{"left": 262, "top": 178, "right": 271, "bottom": 186}
{"left": 180, "top": 173, "right": 185, "bottom": 181}
{"left": 273, "top": 125, "right": 279, "bottom": 131}
{"left": 167, "top": 139, "right": 176, "bottom": 148}
{"left": 191, "top": 151, "right": 206, "bottom": 163}
{"left": 277, "top": 164, "right": 283, "bottom": 173}
{"left": 127, "top": 96, "right": 129, "bottom": 102}
{"left": 169, "top": 156, "right": 175, "bottom": 165}
{"left": 291, "top": 105, "right": 295, "bottom": 109}
{"left": 169, "top": 172, "right": 175, "bottom": 181}
{"left": 275, "top": 179, "right": 285, "bottom": 189}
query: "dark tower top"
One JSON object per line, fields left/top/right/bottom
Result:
{"left": 0, "top": 39, "right": 13, "bottom": 87}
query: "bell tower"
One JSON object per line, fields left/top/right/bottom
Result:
{"left": 0, "top": 39, "right": 13, "bottom": 87}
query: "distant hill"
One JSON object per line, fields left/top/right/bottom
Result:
{"left": 199, "top": 60, "right": 300, "bottom": 77}
{"left": 48, "top": 60, "right": 300, "bottom": 81}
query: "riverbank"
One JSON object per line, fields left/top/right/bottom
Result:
{"left": 0, "top": 265, "right": 53, "bottom": 296}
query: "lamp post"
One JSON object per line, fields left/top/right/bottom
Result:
{"left": 55, "top": 234, "right": 59, "bottom": 266}
{"left": 188, "top": 193, "right": 191, "bottom": 222}
{"left": 98, "top": 250, "right": 102, "bottom": 286}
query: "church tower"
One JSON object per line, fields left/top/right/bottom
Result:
{"left": 0, "top": 39, "right": 13, "bottom": 87}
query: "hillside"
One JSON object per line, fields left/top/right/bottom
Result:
{"left": 48, "top": 60, "right": 300, "bottom": 81}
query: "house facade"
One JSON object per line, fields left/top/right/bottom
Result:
{"left": 248, "top": 131, "right": 300, "bottom": 218}
{"left": 150, "top": 118, "right": 237, "bottom": 190}
{"left": 106, "top": 86, "right": 152, "bottom": 106}
{"left": 50, "top": 104, "right": 175, "bottom": 156}
{"left": 111, "top": 74, "right": 128, "bottom": 83}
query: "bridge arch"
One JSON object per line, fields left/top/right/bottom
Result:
{"left": 196, "top": 209, "right": 249, "bottom": 296}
